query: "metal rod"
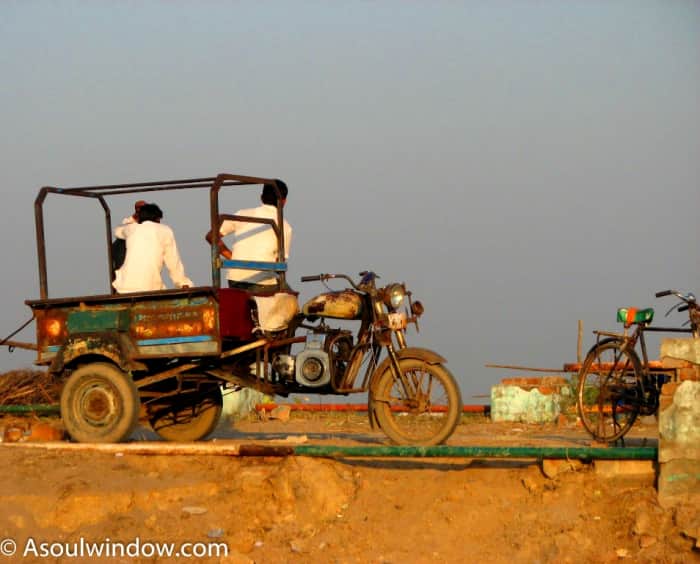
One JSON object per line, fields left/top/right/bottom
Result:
{"left": 1, "top": 442, "right": 658, "bottom": 460}
{"left": 291, "top": 445, "right": 657, "bottom": 460}
{"left": 578, "top": 319, "right": 583, "bottom": 364}
{"left": 0, "top": 340, "right": 37, "bottom": 351}
{"left": 255, "top": 403, "right": 490, "bottom": 414}
{"left": 484, "top": 364, "right": 565, "bottom": 373}
{"left": 0, "top": 404, "right": 59, "bottom": 414}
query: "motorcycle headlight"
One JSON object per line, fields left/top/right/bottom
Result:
{"left": 383, "top": 283, "right": 406, "bottom": 310}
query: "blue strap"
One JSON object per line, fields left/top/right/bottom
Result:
{"left": 222, "top": 259, "right": 288, "bottom": 272}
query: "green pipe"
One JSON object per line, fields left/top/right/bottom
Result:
{"left": 287, "top": 445, "right": 657, "bottom": 460}
{"left": 0, "top": 404, "right": 60, "bottom": 414}
{"left": 235, "top": 444, "right": 657, "bottom": 460}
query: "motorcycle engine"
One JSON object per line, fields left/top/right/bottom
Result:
{"left": 294, "top": 336, "right": 331, "bottom": 388}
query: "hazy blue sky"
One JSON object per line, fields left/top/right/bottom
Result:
{"left": 1, "top": 1, "right": 698, "bottom": 402}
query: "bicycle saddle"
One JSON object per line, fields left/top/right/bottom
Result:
{"left": 616, "top": 307, "right": 654, "bottom": 327}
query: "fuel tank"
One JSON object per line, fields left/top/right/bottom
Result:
{"left": 301, "top": 290, "right": 364, "bottom": 320}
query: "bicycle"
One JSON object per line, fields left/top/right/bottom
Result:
{"left": 577, "top": 289, "right": 699, "bottom": 443}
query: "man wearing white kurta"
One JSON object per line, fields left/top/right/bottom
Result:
{"left": 207, "top": 181, "right": 292, "bottom": 291}
{"left": 113, "top": 203, "right": 193, "bottom": 293}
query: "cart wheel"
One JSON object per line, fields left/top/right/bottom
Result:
{"left": 148, "top": 383, "right": 222, "bottom": 442}
{"left": 60, "top": 362, "right": 140, "bottom": 443}
{"left": 373, "top": 359, "right": 462, "bottom": 446}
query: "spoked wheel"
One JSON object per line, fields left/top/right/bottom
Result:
{"left": 577, "top": 339, "right": 643, "bottom": 443}
{"left": 147, "top": 381, "right": 223, "bottom": 442}
{"left": 60, "top": 362, "right": 140, "bottom": 443}
{"left": 373, "top": 359, "right": 462, "bottom": 446}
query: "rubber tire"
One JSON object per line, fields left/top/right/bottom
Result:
{"left": 60, "top": 362, "right": 140, "bottom": 444}
{"left": 577, "top": 339, "right": 643, "bottom": 443}
{"left": 373, "top": 359, "right": 462, "bottom": 446}
{"left": 148, "top": 383, "right": 223, "bottom": 442}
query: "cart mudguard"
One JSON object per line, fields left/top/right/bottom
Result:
{"left": 50, "top": 333, "right": 145, "bottom": 375}
{"left": 367, "top": 347, "right": 446, "bottom": 429}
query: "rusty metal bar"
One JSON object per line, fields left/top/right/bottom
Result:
{"left": 0, "top": 340, "right": 37, "bottom": 351}
{"left": 563, "top": 360, "right": 675, "bottom": 372}
{"left": 134, "top": 362, "right": 200, "bottom": 390}
{"left": 210, "top": 175, "right": 222, "bottom": 287}
{"left": 220, "top": 338, "right": 268, "bottom": 359}
{"left": 34, "top": 188, "right": 49, "bottom": 299}
{"left": 578, "top": 320, "right": 583, "bottom": 364}
{"left": 484, "top": 364, "right": 566, "bottom": 373}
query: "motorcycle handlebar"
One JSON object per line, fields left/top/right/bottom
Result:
{"left": 300, "top": 273, "right": 362, "bottom": 290}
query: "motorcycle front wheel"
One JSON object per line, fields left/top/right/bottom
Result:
{"left": 373, "top": 359, "right": 462, "bottom": 446}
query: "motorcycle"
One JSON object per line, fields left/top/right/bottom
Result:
{"left": 253, "top": 270, "right": 464, "bottom": 445}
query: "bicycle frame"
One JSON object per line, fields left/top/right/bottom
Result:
{"left": 594, "top": 322, "right": 690, "bottom": 385}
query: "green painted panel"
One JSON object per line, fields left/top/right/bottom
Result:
{"left": 67, "top": 310, "right": 130, "bottom": 333}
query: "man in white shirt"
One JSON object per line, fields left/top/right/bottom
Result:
{"left": 206, "top": 181, "right": 292, "bottom": 292}
{"left": 112, "top": 200, "right": 147, "bottom": 272}
{"left": 113, "top": 203, "right": 193, "bottom": 293}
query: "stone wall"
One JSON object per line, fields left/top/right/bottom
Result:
{"left": 658, "top": 338, "right": 700, "bottom": 508}
{"left": 490, "top": 377, "right": 570, "bottom": 424}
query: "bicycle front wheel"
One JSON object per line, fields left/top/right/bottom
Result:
{"left": 577, "top": 339, "right": 643, "bottom": 443}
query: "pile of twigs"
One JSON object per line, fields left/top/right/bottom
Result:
{"left": 0, "top": 370, "right": 60, "bottom": 405}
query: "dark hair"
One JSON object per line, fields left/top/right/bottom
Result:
{"left": 261, "top": 179, "right": 288, "bottom": 206}
{"left": 137, "top": 203, "right": 163, "bottom": 223}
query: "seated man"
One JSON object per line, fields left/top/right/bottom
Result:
{"left": 113, "top": 203, "right": 193, "bottom": 293}
{"left": 205, "top": 180, "right": 292, "bottom": 292}
{"left": 112, "top": 199, "right": 147, "bottom": 272}
{"left": 205, "top": 181, "right": 296, "bottom": 333}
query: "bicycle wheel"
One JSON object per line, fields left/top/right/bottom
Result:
{"left": 373, "top": 359, "right": 462, "bottom": 446}
{"left": 577, "top": 338, "right": 643, "bottom": 443}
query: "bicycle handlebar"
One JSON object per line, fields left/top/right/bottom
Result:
{"left": 655, "top": 289, "right": 696, "bottom": 303}
{"left": 300, "top": 275, "right": 323, "bottom": 282}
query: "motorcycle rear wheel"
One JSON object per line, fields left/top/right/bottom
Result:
{"left": 373, "top": 359, "right": 462, "bottom": 446}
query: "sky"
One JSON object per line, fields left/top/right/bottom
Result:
{"left": 1, "top": 1, "right": 698, "bottom": 403}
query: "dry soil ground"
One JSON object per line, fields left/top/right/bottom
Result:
{"left": 0, "top": 412, "right": 698, "bottom": 564}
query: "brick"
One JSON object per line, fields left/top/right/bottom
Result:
{"left": 661, "top": 382, "right": 680, "bottom": 397}
{"left": 679, "top": 366, "right": 700, "bottom": 381}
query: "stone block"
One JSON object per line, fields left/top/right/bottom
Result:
{"left": 660, "top": 337, "right": 700, "bottom": 368}
{"left": 659, "top": 381, "right": 700, "bottom": 445}
{"left": 490, "top": 384, "right": 566, "bottom": 423}
{"left": 657, "top": 459, "right": 700, "bottom": 509}
{"left": 658, "top": 380, "right": 700, "bottom": 508}
{"left": 593, "top": 460, "right": 656, "bottom": 484}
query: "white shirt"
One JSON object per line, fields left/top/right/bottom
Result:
{"left": 113, "top": 221, "right": 193, "bottom": 293}
{"left": 220, "top": 204, "right": 292, "bottom": 285}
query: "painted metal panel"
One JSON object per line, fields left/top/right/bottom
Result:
{"left": 67, "top": 309, "right": 129, "bottom": 333}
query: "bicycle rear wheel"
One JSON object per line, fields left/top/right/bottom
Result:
{"left": 577, "top": 338, "right": 643, "bottom": 443}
